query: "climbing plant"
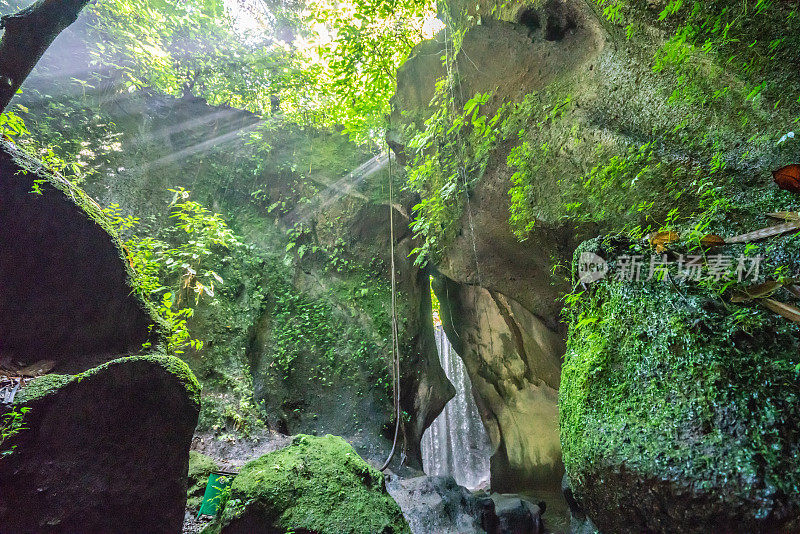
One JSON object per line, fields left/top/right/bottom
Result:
{"left": 404, "top": 83, "right": 502, "bottom": 264}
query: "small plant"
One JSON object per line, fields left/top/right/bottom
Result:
{"left": 1, "top": 407, "right": 31, "bottom": 457}
{"left": 213, "top": 476, "right": 233, "bottom": 512}
{"left": 103, "top": 189, "right": 240, "bottom": 355}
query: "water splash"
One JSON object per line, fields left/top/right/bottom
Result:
{"left": 422, "top": 327, "right": 491, "bottom": 490}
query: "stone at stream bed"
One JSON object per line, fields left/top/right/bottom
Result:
{"left": 385, "top": 474, "right": 551, "bottom": 534}
{"left": 205, "top": 434, "right": 410, "bottom": 534}
{"left": 385, "top": 475, "right": 489, "bottom": 533}
{"left": 488, "top": 494, "right": 546, "bottom": 534}
{"left": 0, "top": 355, "right": 201, "bottom": 533}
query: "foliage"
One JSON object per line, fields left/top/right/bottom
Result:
{"left": 502, "top": 92, "right": 575, "bottom": 237}
{"left": 652, "top": 0, "right": 799, "bottom": 114}
{"left": 591, "top": 0, "right": 800, "bottom": 121}
{"left": 84, "top": 0, "right": 436, "bottom": 142}
{"left": 103, "top": 189, "right": 240, "bottom": 355}
{"left": 87, "top": 0, "right": 308, "bottom": 115}
{"left": 303, "top": 0, "right": 436, "bottom": 142}
{"left": 560, "top": 254, "right": 800, "bottom": 522}
{"left": 262, "top": 253, "right": 392, "bottom": 390}
{"left": 0, "top": 407, "right": 30, "bottom": 457}
{"left": 0, "top": 107, "right": 90, "bottom": 188}
{"left": 404, "top": 89, "right": 501, "bottom": 264}
{"left": 0, "top": 110, "right": 28, "bottom": 139}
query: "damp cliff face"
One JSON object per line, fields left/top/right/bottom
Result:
{"left": 390, "top": 0, "right": 800, "bottom": 511}
{"left": 390, "top": 0, "right": 602, "bottom": 490}
{"left": 433, "top": 276, "right": 564, "bottom": 491}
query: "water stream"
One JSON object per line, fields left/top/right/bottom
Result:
{"left": 421, "top": 326, "right": 491, "bottom": 490}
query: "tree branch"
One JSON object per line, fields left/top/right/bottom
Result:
{"left": 0, "top": 0, "right": 94, "bottom": 113}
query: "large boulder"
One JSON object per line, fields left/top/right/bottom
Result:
{"left": 490, "top": 494, "right": 546, "bottom": 534}
{"left": 0, "top": 355, "right": 201, "bottom": 533}
{"left": 560, "top": 239, "right": 800, "bottom": 533}
{"left": 0, "top": 142, "right": 160, "bottom": 372}
{"left": 208, "top": 434, "right": 410, "bottom": 534}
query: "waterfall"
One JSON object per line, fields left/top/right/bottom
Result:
{"left": 421, "top": 326, "right": 491, "bottom": 490}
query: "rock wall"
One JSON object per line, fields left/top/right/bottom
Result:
{"left": 389, "top": 0, "right": 606, "bottom": 491}
{"left": 14, "top": 21, "right": 454, "bottom": 467}
{"left": 391, "top": 0, "right": 800, "bottom": 522}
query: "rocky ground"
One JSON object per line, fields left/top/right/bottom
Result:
{"left": 181, "top": 430, "right": 570, "bottom": 534}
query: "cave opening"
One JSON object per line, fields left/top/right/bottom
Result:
{"left": 518, "top": 8, "right": 541, "bottom": 40}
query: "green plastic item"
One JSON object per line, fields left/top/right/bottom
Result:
{"left": 197, "top": 472, "right": 235, "bottom": 518}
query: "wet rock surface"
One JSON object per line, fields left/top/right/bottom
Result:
{"left": 0, "top": 356, "right": 200, "bottom": 534}
{"left": 386, "top": 475, "right": 487, "bottom": 534}
{"left": 489, "top": 493, "right": 546, "bottom": 534}
{"left": 434, "top": 277, "right": 564, "bottom": 492}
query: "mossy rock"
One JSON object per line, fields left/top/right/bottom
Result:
{"left": 206, "top": 434, "right": 410, "bottom": 534}
{"left": 0, "top": 142, "right": 164, "bottom": 371}
{"left": 0, "top": 355, "right": 200, "bottom": 533}
{"left": 188, "top": 451, "right": 221, "bottom": 512}
{"left": 560, "top": 242, "right": 800, "bottom": 533}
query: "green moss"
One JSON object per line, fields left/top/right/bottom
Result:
{"left": 560, "top": 241, "right": 800, "bottom": 518}
{"left": 13, "top": 374, "right": 73, "bottom": 405}
{"left": 210, "top": 434, "right": 409, "bottom": 534}
{"left": 187, "top": 451, "right": 220, "bottom": 511}
{"left": 15, "top": 356, "right": 201, "bottom": 406}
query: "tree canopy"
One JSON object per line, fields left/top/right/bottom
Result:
{"left": 82, "top": 0, "right": 438, "bottom": 143}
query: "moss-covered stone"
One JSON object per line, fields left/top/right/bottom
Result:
{"left": 206, "top": 434, "right": 410, "bottom": 534}
{"left": 560, "top": 240, "right": 800, "bottom": 533}
{"left": 15, "top": 355, "right": 201, "bottom": 406}
{"left": 187, "top": 451, "right": 220, "bottom": 512}
{"left": 0, "top": 354, "right": 200, "bottom": 533}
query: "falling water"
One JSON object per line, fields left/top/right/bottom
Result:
{"left": 421, "top": 326, "right": 491, "bottom": 490}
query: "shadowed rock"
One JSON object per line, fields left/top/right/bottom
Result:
{"left": 0, "top": 142, "right": 161, "bottom": 372}
{"left": 0, "top": 356, "right": 201, "bottom": 533}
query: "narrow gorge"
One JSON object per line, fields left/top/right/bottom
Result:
{"left": 1, "top": 0, "right": 799, "bottom": 532}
